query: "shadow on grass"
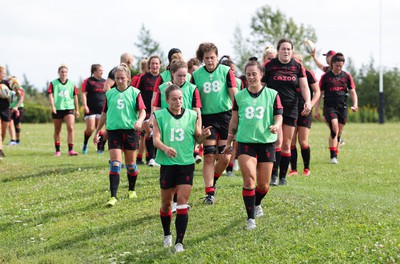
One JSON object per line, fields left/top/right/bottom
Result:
{"left": 1, "top": 165, "right": 104, "bottom": 183}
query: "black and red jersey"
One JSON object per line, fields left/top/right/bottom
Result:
{"left": 261, "top": 58, "right": 306, "bottom": 119}
{"left": 82, "top": 76, "right": 106, "bottom": 114}
{"left": 319, "top": 70, "right": 355, "bottom": 107}
{"left": 132, "top": 72, "right": 159, "bottom": 115}
{"left": 0, "top": 80, "right": 10, "bottom": 110}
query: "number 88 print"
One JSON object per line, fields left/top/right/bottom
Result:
{"left": 203, "top": 80, "right": 221, "bottom": 93}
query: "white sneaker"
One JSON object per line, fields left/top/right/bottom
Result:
{"left": 148, "top": 158, "right": 160, "bottom": 167}
{"left": 233, "top": 159, "right": 239, "bottom": 171}
{"left": 246, "top": 218, "right": 256, "bottom": 230}
{"left": 163, "top": 235, "right": 172, "bottom": 248}
{"left": 174, "top": 243, "right": 184, "bottom": 253}
{"left": 330, "top": 157, "right": 338, "bottom": 164}
{"left": 255, "top": 205, "right": 264, "bottom": 218}
{"left": 226, "top": 171, "right": 233, "bottom": 176}
{"left": 195, "top": 155, "right": 202, "bottom": 164}
{"left": 172, "top": 202, "right": 177, "bottom": 213}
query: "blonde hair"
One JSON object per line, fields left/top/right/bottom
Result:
{"left": 262, "top": 45, "right": 277, "bottom": 62}
{"left": 58, "top": 64, "right": 68, "bottom": 73}
{"left": 115, "top": 63, "right": 132, "bottom": 85}
{"left": 292, "top": 51, "right": 303, "bottom": 63}
{"left": 139, "top": 58, "right": 149, "bottom": 74}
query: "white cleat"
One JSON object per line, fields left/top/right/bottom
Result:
{"left": 246, "top": 218, "right": 256, "bottom": 230}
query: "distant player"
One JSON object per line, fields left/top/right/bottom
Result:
{"left": 288, "top": 52, "right": 321, "bottom": 176}
{"left": 153, "top": 84, "right": 211, "bottom": 253}
{"left": 132, "top": 56, "right": 161, "bottom": 167}
{"left": 81, "top": 64, "right": 106, "bottom": 154}
{"left": 223, "top": 58, "right": 283, "bottom": 229}
{"left": 191, "top": 42, "right": 238, "bottom": 204}
{"left": 8, "top": 79, "right": 24, "bottom": 145}
{"left": 261, "top": 38, "right": 311, "bottom": 186}
{"left": 314, "top": 53, "right": 358, "bottom": 164}
{"left": 94, "top": 63, "right": 146, "bottom": 206}
{"left": 48, "top": 64, "right": 80, "bottom": 156}
{"left": 0, "top": 66, "right": 11, "bottom": 159}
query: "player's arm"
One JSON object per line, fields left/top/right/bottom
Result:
{"left": 73, "top": 87, "right": 80, "bottom": 119}
{"left": 270, "top": 94, "right": 283, "bottom": 133}
{"left": 310, "top": 82, "right": 321, "bottom": 108}
{"left": 103, "top": 78, "right": 115, "bottom": 92}
{"left": 311, "top": 50, "right": 326, "bottom": 71}
{"left": 299, "top": 77, "right": 311, "bottom": 116}
{"left": 93, "top": 112, "right": 106, "bottom": 144}
{"left": 13, "top": 91, "right": 24, "bottom": 110}
{"left": 222, "top": 109, "right": 238, "bottom": 154}
{"left": 313, "top": 89, "right": 323, "bottom": 120}
{"left": 349, "top": 89, "right": 358, "bottom": 112}
{"left": 227, "top": 70, "right": 238, "bottom": 102}
{"left": 194, "top": 112, "right": 211, "bottom": 144}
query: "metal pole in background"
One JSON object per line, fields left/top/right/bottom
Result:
{"left": 378, "top": 0, "right": 385, "bottom": 124}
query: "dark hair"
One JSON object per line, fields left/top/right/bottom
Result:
{"left": 219, "top": 55, "right": 234, "bottom": 67}
{"left": 196, "top": 42, "right": 218, "bottom": 61}
{"left": 148, "top": 55, "right": 162, "bottom": 69}
{"left": 187, "top": 57, "right": 201, "bottom": 70}
{"left": 244, "top": 57, "right": 264, "bottom": 73}
{"left": 277, "top": 38, "right": 293, "bottom": 50}
{"left": 330, "top": 52, "right": 345, "bottom": 67}
{"left": 165, "top": 84, "right": 182, "bottom": 100}
{"left": 168, "top": 48, "right": 182, "bottom": 63}
{"left": 90, "top": 64, "right": 102, "bottom": 76}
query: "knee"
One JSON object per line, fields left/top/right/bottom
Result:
{"left": 110, "top": 160, "right": 122, "bottom": 174}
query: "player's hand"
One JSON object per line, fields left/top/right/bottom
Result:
{"left": 93, "top": 132, "right": 100, "bottom": 144}
{"left": 221, "top": 145, "right": 233, "bottom": 155}
{"left": 134, "top": 120, "right": 142, "bottom": 131}
{"left": 202, "top": 126, "right": 212, "bottom": 137}
{"left": 75, "top": 110, "right": 80, "bottom": 119}
{"left": 269, "top": 124, "right": 279, "bottom": 134}
{"left": 351, "top": 106, "right": 358, "bottom": 112}
{"left": 301, "top": 102, "right": 312, "bottom": 116}
{"left": 84, "top": 106, "right": 89, "bottom": 114}
{"left": 52, "top": 106, "right": 57, "bottom": 114}
{"left": 313, "top": 110, "right": 320, "bottom": 120}
{"left": 164, "top": 147, "right": 177, "bottom": 158}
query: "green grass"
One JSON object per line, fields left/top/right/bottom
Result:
{"left": 0, "top": 122, "right": 399, "bottom": 263}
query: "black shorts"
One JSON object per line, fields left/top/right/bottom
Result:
{"left": 107, "top": 129, "right": 139, "bottom": 150}
{"left": 283, "top": 115, "right": 296, "bottom": 127}
{"left": 0, "top": 108, "right": 11, "bottom": 122}
{"left": 324, "top": 106, "right": 347, "bottom": 125}
{"left": 160, "top": 164, "right": 195, "bottom": 189}
{"left": 52, "top": 109, "right": 74, "bottom": 119}
{"left": 297, "top": 111, "right": 312, "bottom": 128}
{"left": 237, "top": 142, "right": 276, "bottom": 162}
{"left": 202, "top": 111, "right": 231, "bottom": 140}
{"left": 11, "top": 108, "right": 24, "bottom": 125}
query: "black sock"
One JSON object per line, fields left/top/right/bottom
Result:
{"left": 213, "top": 173, "right": 221, "bottom": 187}
{"left": 272, "top": 149, "right": 281, "bottom": 177}
{"left": 175, "top": 208, "right": 189, "bottom": 244}
{"left": 290, "top": 146, "right": 297, "bottom": 171}
{"left": 242, "top": 188, "right": 255, "bottom": 219}
{"left": 55, "top": 142, "right": 60, "bottom": 152}
{"left": 109, "top": 173, "right": 120, "bottom": 198}
{"left": 255, "top": 187, "right": 268, "bottom": 206}
{"left": 84, "top": 132, "right": 90, "bottom": 146}
{"left": 127, "top": 164, "right": 138, "bottom": 191}
{"left": 226, "top": 163, "right": 233, "bottom": 173}
{"left": 145, "top": 137, "right": 154, "bottom": 159}
{"left": 279, "top": 154, "right": 291, "bottom": 179}
{"left": 160, "top": 210, "right": 172, "bottom": 236}
{"left": 301, "top": 146, "right": 311, "bottom": 169}
{"left": 173, "top": 192, "right": 177, "bottom": 203}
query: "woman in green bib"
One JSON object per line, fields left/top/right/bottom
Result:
{"left": 94, "top": 64, "right": 146, "bottom": 207}
{"left": 153, "top": 84, "right": 211, "bottom": 253}
{"left": 223, "top": 58, "right": 283, "bottom": 230}
{"left": 48, "top": 64, "right": 80, "bottom": 156}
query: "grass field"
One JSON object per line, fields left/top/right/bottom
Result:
{"left": 0, "top": 122, "right": 399, "bottom": 263}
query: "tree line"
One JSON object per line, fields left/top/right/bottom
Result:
{"left": 14, "top": 4, "right": 400, "bottom": 123}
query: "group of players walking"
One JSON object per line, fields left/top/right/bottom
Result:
{"left": 0, "top": 38, "right": 358, "bottom": 253}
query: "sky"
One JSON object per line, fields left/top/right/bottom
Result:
{"left": 1, "top": 0, "right": 399, "bottom": 90}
